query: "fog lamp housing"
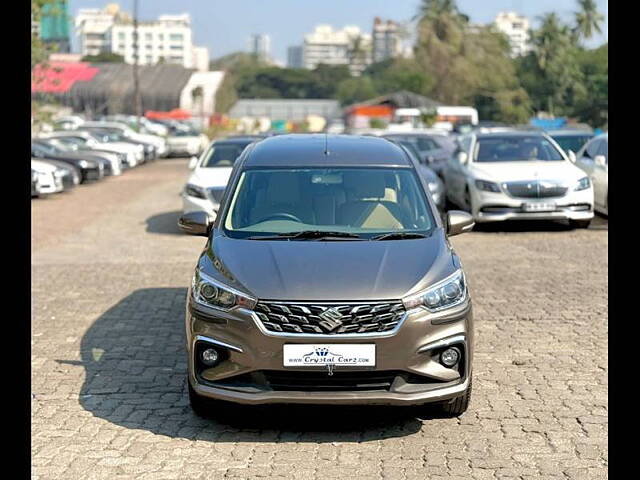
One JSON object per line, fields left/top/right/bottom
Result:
{"left": 200, "top": 348, "right": 220, "bottom": 366}
{"left": 440, "top": 347, "right": 461, "bottom": 368}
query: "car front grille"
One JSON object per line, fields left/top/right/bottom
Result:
{"left": 207, "top": 187, "right": 226, "bottom": 204}
{"left": 504, "top": 181, "right": 568, "bottom": 199}
{"left": 255, "top": 301, "right": 406, "bottom": 335}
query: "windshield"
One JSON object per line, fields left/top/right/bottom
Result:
{"left": 475, "top": 136, "right": 564, "bottom": 162}
{"left": 551, "top": 135, "right": 593, "bottom": 153}
{"left": 200, "top": 143, "right": 250, "bottom": 168}
{"left": 223, "top": 167, "right": 435, "bottom": 239}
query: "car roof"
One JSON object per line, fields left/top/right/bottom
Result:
{"left": 546, "top": 130, "right": 594, "bottom": 136}
{"left": 474, "top": 130, "right": 549, "bottom": 139}
{"left": 243, "top": 134, "right": 412, "bottom": 168}
{"left": 213, "top": 137, "right": 261, "bottom": 146}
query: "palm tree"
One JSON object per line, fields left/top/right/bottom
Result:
{"left": 412, "top": 0, "right": 459, "bottom": 24}
{"left": 573, "top": 0, "right": 604, "bottom": 41}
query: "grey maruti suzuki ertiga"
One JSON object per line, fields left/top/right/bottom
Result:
{"left": 178, "top": 134, "right": 475, "bottom": 417}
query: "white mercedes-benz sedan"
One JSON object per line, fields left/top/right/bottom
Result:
{"left": 443, "top": 131, "right": 594, "bottom": 228}
{"left": 182, "top": 136, "right": 262, "bottom": 218}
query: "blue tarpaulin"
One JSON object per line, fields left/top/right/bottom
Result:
{"left": 530, "top": 117, "right": 567, "bottom": 129}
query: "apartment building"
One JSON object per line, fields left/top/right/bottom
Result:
{"left": 248, "top": 34, "right": 271, "bottom": 62}
{"left": 303, "top": 25, "right": 372, "bottom": 76}
{"left": 372, "top": 17, "right": 402, "bottom": 63}
{"left": 494, "top": 11, "right": 531, "bottom": 58}
{"left": 75, "top": 4, "right": 209, "bottom": 70}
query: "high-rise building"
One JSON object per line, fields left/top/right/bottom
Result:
{"left": 248, "top": 34, "right": 271, "bottom": 62}
{"left": 303, "top": 25, "right": 372, "bottom": 76}
{"left": 287, "top": 45, "right": 304, "bottom": 69}
{"left": 75, "top": 3, "right": 209, "bottom": 70}
{"left": 494, "top": 11, "right": 531, "bottom": 58}
{"left": 372, "top": 17, "right": 402, "bottom": 64}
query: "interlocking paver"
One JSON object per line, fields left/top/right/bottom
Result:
{"left": 32, "top": 158, "right": 608, "bottom": 479}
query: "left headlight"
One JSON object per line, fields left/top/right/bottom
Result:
{"left": 402, "top": 270, "right": 467, "bottom": 312}
{"left": 574, "top": 176, "right": 591, "bottom": 191}
{"left": 192, "top": 270, "right": 257, "bottom": 311}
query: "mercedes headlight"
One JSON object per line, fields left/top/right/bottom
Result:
{"left": 402, "top": 270, "right": 467, "bottom": 312}
{"left": 475, "top": 179, "right": 501, "bottom": 193}
{"left": 184, "top": 183, "right": 206, "bottom": 199}
{"left": 192, "top": 270, "right": 256, "bottom": 311}
{"left": 574, "top": 176, "right": 590, "bottom": 191}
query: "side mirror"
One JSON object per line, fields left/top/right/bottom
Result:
{"left": 446, "top": 210, "right": 474, "bottom": 236}
{"left": 457, "top": 151, "right": 468, "bottom": 165}
{"left": 594, "top": 155, "right": 606, "bottom": 168}
{"left": 567, "top": 150, "right": 576, "bottom": 163}
{"left": 188, "top": 156, "right": 198, "bottom": 169}
{"left": 178, "top": 211, "right": 212, "bottom": 236}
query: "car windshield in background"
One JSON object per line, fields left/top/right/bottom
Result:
{"left": 171, "top": 128, "right": 199, "bottom": 137}
{"left": 201, "top": 144, "right": 249, "bottom": 168}
{"left": 223, "top": 167, "right": 435, "bottom": 239}
{"left": 475, "top": 136, "right": 564, "bottom": 162}
{"left": 551, "top": 135, "right": 593, "bottom": 153}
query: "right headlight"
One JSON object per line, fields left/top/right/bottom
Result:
{"left": 402, "top": 270, "right": 467, "bottom": 312}
{"left": 475, "top": 179, "right": 501, "bottom": 193}
{"left": 184, "top": 183, "right": 207, "bottom": 199}
{"left": 192, "top": 270, "right": 257, "bottom": 311}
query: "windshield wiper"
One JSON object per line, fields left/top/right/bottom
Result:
{"left": 370, "top": 232, "right": 429, "bottom": 241}
{"left": 247, "top": 230, "right": 363, "bottom": 241}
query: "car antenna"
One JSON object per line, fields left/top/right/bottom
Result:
{"left": 324, "top": 132, "right": 329, "bottom": 156}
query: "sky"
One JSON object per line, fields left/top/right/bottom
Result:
{"left": 68, "top": 0, "right": 608, "bottom": 64}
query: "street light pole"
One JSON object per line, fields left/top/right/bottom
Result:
{"left": 132, "top": 0, "right": 142, "bottom": 130}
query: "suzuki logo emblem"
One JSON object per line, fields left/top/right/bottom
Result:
{"left": 319, "top": 307, "right": 343, "bottom": 322}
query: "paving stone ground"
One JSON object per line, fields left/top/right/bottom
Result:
{"left": 32, "top": 158, "right": 608, "bottom": 479}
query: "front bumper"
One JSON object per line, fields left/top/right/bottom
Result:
{"left": 186, "top": 297, "right": 473, "bottom": 406}
{"left": 471, "top": 186, "right": 594, "bottom": 223}
{"left": 182, "top": 193, "right": 219, "bottom": 218}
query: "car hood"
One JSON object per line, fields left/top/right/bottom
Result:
{"left": 189, "top": 167, "right": 233, "bottom": 189}
{"left": 470, "top": 160, "right": 585, "bottom": 183}
{"left": 31, "top": 159, "right": 58, "bottom": 173}
{"left": 202, "top": 229, "right": 454, "bottom": 301}
{"left": 94, "top": 142, "right": 136, "bottom": 153}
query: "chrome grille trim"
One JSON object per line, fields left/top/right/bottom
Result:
{"left": 503, "top": 180, "right": 568, "bottom": 199}
{"left": 253, "top": 301, "right": 407, "bottom": 337}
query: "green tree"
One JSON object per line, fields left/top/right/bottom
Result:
{"left": 81, "top": 52, "right": 125, "bottom": 63}
{"left": 364, "top": 58, "right": 435, "bottom": 97}
{"left": 572, "top": 43, "right": 608, "bottom": 127}
{"left": 573, "top": 0, "right": 605, "bottom": 42}
{"left": 336, "top": 77, "right": 377, "bottom": 105}
{"left": 522, "top": 12, "right": 585, "bottom": 116}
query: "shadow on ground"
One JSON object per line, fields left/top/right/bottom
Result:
{"left": 470, "top": 215, "right": 608, "bottom": 233}
{"left": 60, "top": 288, "right": 428, "bottom": 442}
{"left": 145, "top": 211, "right": 183, "bottom": 235}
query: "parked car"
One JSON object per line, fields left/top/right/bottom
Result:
{"left": 31, "top": 159, "right": 64, "bottom": 195}
{"left": 182, "top": 136, "right": 262, "bottom": 217}
{"left": 39, "top": 136, "right": 122, "bottom": 176}
{"left": 31, "top": 140, "right": 105, "bottom": 183}
{"left": 36, "top": 158, "right": 80, "bottom": 190}
{"left": 77, "top": 125, "right": 157, "bottom": 163}
{"left": 100, "top": 115, "right": 169, "bottom": 137}
{"left": 31, "top": 169, "right": 39, "bottom": 197}
{"left": 166, "top": 126, "right": 209, "bottom": 157}
{"left": 78, "top": 121, "right": 167, "bottom": 158}
{"left": 547, "top": 129, "right": 594, "bottom": 158}
{"left": 443, "top": 131, "right": 594, "bottom": 228}
{"left": 575, "top": 133, "right": 608, "bottom": 215}
{"left": 41, "top": 130, "right": 141, "bottom": 169}
{"left": 382, "top": 132, "right": 455, "bottom": 178}
{"left": 389, "top": 139, "right": 446, "bottom": 211}
{"left": 178, "top": 134, "right": 475, "bottom": 417}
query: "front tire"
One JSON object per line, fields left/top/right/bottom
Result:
{"left": 569, "top": 219, "right": 591, "bottom": 229}
{"left": 441, "top": 375, "right": 472, "bottom": 417}
{"left": 188, "top": 381, "right": 221, "bottom": 418}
